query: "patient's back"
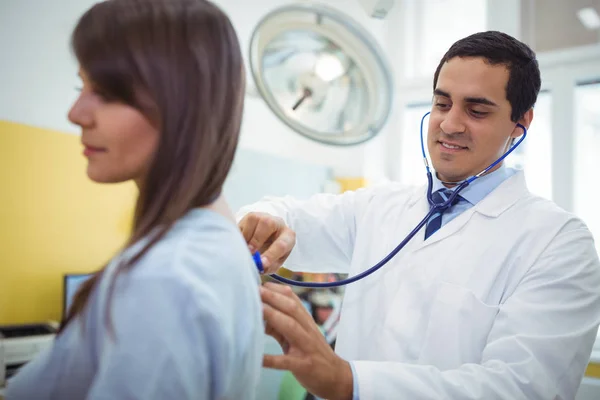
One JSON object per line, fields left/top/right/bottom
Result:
{"left": 6, "top": 208, "right": 264, "bottom": 400}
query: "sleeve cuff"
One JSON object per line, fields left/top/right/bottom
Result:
{"left": 349, "top": 361, "right": 360, "bottom": 400}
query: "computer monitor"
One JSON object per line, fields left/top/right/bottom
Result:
{"left": 62, "top": 273, "right": 93, "bottom": 318}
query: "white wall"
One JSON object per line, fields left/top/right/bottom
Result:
{"left": 0, "top": 0, "right": 86, "bottom": 132}
{"left": 0, "top": 0, "right": 396, "bottom": 179}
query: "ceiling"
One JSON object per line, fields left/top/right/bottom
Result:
{"left": 521, "top": 0, "right": 600, "bottom": 52}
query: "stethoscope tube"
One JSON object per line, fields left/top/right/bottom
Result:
{"left": 257, "top": 112, "right": 527, "bottom": 288}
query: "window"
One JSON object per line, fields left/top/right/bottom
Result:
{"left": 400, "top": 103, "right": 432, "bottom": 186}
{"left": 574, "top": 81, "right": 600, "bottom": 253}
{"left": 399, "top": 92, "right": 553, "bottom": 198}
{"left": 504, "top": 91, "right": 553, "bottom": 200}
{"left": 573, "top": 80, "right": 600, "bottom": 359}
{"left": 402, "top": 0, "right": 487, "bottom": 79}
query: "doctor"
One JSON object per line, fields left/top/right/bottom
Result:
{"left": 238, "top": 31, "right": 600, "bottom": 399}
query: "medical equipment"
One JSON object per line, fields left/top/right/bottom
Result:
{"left": 63, "top": 273, "right": 93, "bottom": 319}
{"left": 253, "top": 112, "right": 528, "bottom": 287}
{"left": 0, "top": 322, "right": 58, "bottom": 387}
{"left": 358, "top": 0, "right": 395, "bottom": 19}
{"left": 248, "top": 2, "right": 393, "bottom": 146}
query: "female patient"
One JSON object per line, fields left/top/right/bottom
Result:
{"left": 6, "top": 0, "right": 263, "bottom": 399}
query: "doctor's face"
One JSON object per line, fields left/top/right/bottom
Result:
{"left": 68, "top": 69, "right": 159, "bottom": 187}
{"left": 427, "top": 57, "right": 532, "bottom": 184}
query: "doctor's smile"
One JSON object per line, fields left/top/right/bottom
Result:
{"left": 438, "top": 140, "right": 468, "bottom": 151}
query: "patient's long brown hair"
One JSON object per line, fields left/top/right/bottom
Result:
{"left": 60, "top": 0, "right": 245, "bottom": 333}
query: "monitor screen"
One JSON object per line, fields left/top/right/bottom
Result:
{"left": 63, "top": 273, "right": 93, "bottom": 317}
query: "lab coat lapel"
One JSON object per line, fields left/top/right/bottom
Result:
{"left": 473, "top": 170, "right": 529, "bottom": 217}
{"left": 410, "top": 170, "right": 529, "bottom": 251}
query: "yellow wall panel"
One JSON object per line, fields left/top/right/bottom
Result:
{"left": 586, "top": 362, "right": 600, "bottom": 378}
{"left": 0, "top": 120, "right": 136, "bottom": 324}
{"left": 336, "top": 177, "right": 368, "bottom": 192}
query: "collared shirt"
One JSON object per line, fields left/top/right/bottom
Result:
{"left": 430, "top": 164, "right": 518, "bottom": 223}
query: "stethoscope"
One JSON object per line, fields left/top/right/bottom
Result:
{"left": 253, "top": 112, "right": 528, "bottom": 288}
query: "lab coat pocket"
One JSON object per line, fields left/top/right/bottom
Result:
{"left": 420, "top": 281, "right": 500, "bottom": 370}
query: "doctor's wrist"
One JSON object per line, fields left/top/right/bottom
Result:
{"left": 329, "top": 359, "right": 354, "bottom": 400}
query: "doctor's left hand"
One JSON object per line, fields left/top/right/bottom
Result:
{"left": 260, "top": 282, "right": 354, "bottom": 400}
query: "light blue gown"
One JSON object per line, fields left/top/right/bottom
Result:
{"left": 5, "top": 208, "right": 264, "bottom": 400}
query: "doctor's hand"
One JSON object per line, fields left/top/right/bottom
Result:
{"left": 238, "top": 212, "right": 296, "bottom": 274}
{"left": 260, "top": 282, "right": 354, "bottom": 400}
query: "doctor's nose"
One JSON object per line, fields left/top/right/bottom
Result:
{"left": 439, "top": 108, "right": 466, "bottom": 135}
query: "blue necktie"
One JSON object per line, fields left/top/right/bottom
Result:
{"left": 424, "top": 189, "right": 463, "bottom": 240}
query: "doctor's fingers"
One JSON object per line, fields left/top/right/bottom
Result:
{"left": 260, "top": 231, "right": 295, "bottom": 273}
{"left": 262, "top": 302, "right": 312, "bottom": 349}
{"left": 240, "top": 213, "right": 291, "bottom": 252}
{"left": 265, "top": 321, "right": 289, "bottom": 354}
{"left": 238, "top": 212, "right": 278, "bottom": 248}
{"left": 261, "top": 283, "right": 318, "bottom": 334}
{"left": 263, "top": 352, "right": 305, "bottom": 372}
{"left": 238, "top": 212, "right": 262, "bottom": 246}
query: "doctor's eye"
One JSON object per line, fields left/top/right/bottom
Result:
{"left": 435, "top": 103, "right": 450, "bottom": 110}
{"left": 470, "top": 110, "right": 489, "bottom": 118}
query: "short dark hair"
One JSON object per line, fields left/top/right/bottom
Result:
{"left": 433, "top": 31, "right": 541, "bottom": 122}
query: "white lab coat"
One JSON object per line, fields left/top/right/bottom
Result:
{"left": 237, "top": 171, "right": 600, "bottom": 400}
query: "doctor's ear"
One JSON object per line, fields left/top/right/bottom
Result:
{"left": 512, "top": 108, "right": 534, "bottom": 138}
